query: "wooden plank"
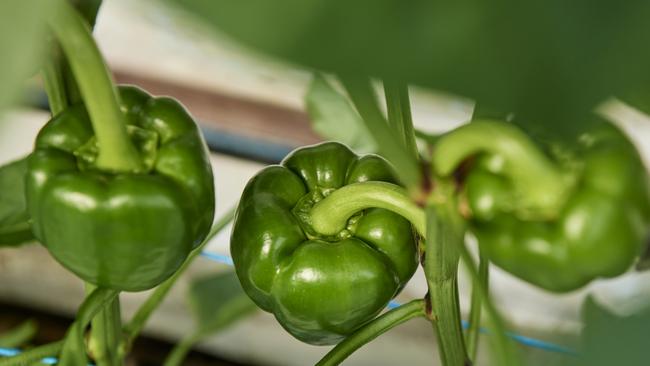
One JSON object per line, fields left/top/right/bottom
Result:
{"left": 114, "top": 70, "right": 321, "bottom": 147}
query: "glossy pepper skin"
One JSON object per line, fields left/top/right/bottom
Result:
{"left": 464, "top": 120, "right": 650, "bottom": 292}
{"left": 230, "top": 142, "right": 418, "bottom": 345}
{"left": 26, "top": 85, "right": 215, "bottom": 292}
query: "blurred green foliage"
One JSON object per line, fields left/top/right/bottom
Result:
{"left": 0, "top": 156, "right": 33, "bottom": 246}
{"left": 188, "top": 271, "right": 257, "bottom": 338}
{"left": 175, "top": 0, "right": 650, "bottom": 136}
{"left": 567, "top": 296, "right": 650, "bottom": 366}
{"left": 305, "top": 74, "right": 377, "bottom": 153}
{"left": 0, "top": 0, "right": 53, "bottom": 113}
{"left": 162, "top": 271, "right": 256, "bottom": 365}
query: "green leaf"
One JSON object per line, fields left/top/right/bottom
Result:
{"left": 0, "top": 0, "right": 53, "bottom": 112}
{"left": 188, "top": 271, "right": 257, "bottom": 337}
{"left": 305, "top": 75, "right": 378, "bottom": 153}
{"left": 305, "top": 75, "right": 424, "bottom": 188}
{"left": 0, "top": 319, "right": 38, "bottom": 348}
{"left": 0, "top": 156, "right": 34, "bottom": 246}
{"left": 339, "top": 75, "right": 420, "bottom": 189}
{"left": 162, "top": 272, "right": 255, "bottom": 366}
{"left": 173, "top": 0, "right": 650, "bottom": 136}
{"left": 568, "top": 296, "right": 650, "bottom": 366}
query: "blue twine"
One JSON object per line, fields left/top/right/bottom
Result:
{"left": 0, "top": 348, "right": 19, "bottom": 357}
{"left": 0, "top": 347, "right": 91, "bottom": 365}
{"left": 0, "top": 249, "right": 578, "bottom": 364}
{"left": 199, "top": 251, "right": 234, "bottom": 266}
{"left": 458, "top": 320, "right": 578, "bottom": 355}
{"left": 200, "top": 250, "right": 578, "bottom": 356}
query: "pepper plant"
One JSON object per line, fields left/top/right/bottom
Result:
{"left": 1, "top": 0, "right": 650, "bottom": 366}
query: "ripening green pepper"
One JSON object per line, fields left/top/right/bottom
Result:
{"left": 446, "top": 119, "right": 650, "bottom": 292}
{"left": 230, "top": 142, "right": 418, "bottom": 345}
{"left": 26, "top": 85, "right": 215, "bottom": 292}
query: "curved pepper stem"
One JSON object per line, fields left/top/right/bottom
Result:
{"left": 48, "top": 0, "right": 141, "bottom": 172}
{"left": 432, "top": 120, "right": 570, "bottom": 219}
{"left": 309, "top": 181, "right": 426, "bottom": 238}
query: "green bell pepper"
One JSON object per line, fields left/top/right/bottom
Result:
{"left": 438, "top": 119, "right": 650, "bottom": 292}
{"left": 26, "top": 85, "right": 215, "bottom": 292}
{"left": 230, "top": 142, "right": 418, "bottom": 345}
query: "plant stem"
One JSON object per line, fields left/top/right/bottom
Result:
{"left": 316, "top": 299, "right": 426, "bottom": 366}
{"left": 0, "top": 341, "right": 63, "bottom": 366}
{"left": 459, "top": 245, "right": 521, "bottom": 366}
{"left": 431, "top": 120, "right": 568, "bottom": 218}
{"left": 425, "top": 180, "right": 469, "bottom": 366}
{"left": 59, "top": 288, "right": 120, "bottom": 366}
{"left": 0, "top": 319, "right": 37, "bottom": 348}
{"left": 41, "top": 44, "right": 69, "bottom": 116}
{"left": 86, "top": 284, "right": 122, "bottom": 366}
{"left": 48, "top": 0, "right": 140, "bottom": 172}
{"left": 339, "top": 75, "right": 420, "bottom": 191}
{"left": 466, "top": 253, "right": 489, "bottom": 361}
{"left": 384, "top": 80, "right": 419, "bottom": 160}
{"left": 120, "top": 207, "right": 237, "bottom": 356}
{"left": 161, "top": 332, "right": 202, "bottom": 366}
{"left": 309, "top": 181, "right": 425, "bottom": 237}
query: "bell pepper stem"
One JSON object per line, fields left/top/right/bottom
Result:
{"left": 424, "top": 181, "right": 469, "bottom": 366}
{"left": 48, "top": 0, "right": 140, "bottom": 172}
{"left": 432, "top": 120, "right": 569, "bottom": 218}
{"left": 310, "top": 181, "right": 426, "bottom": 237}
{"left": 384, "top": 80, "right": 419, "bottom": 161}
{"left": 315, "top": 299, "right": 426, "bottom": 366}
{"left": 465, "top": 253, "right": 489, "bottom": 361}
{"left": 41, "top": 0, "right": 102, "bottom": 116}
{"left": 120, "top": 207, "right": 237, "bottom": 357}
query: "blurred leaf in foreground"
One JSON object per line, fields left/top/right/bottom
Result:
{"left": 0, "top": 156, "right": 34, "bottom": 246}
{"left": 305, "top": 74, "right": 377, "bottom": 153}
{"left": 0, "top": 0, "right": 53, "bottom": 113}
{"left": 568, "top": 296, "right": 650, "bottom": 366}
{"left": 174, "top": 0, "right": 650, "bottom": 137}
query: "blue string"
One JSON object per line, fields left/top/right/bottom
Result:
{"left": 199, "top": 250, "right": 578, "bottom": 356}
{"left": 199, "top": 251, "right": 234, "bottom": 266}
{"left": 0, "top": 348, "right": 90, "bottom": 365}
{"left": 0, "top": 249, "right": 578, "bottom": 364}
{"left": 0, "top": 348, "right": 19, "bottom": 357}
